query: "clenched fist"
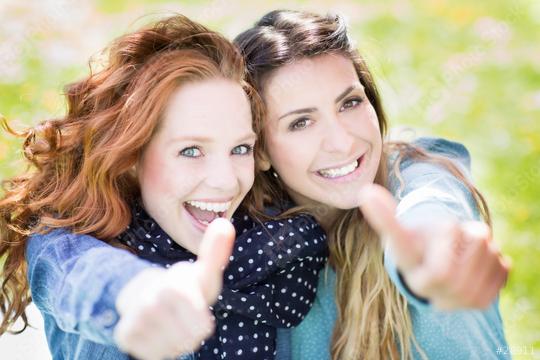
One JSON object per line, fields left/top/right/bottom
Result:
{"left": 359, "top": 184, "right": 510, "bottom": 310}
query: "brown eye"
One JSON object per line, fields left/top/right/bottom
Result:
{"left": 289, "top": 117, "right": 312, "bottom": 131}
{"left": 340, "top": 97, "right": 363, "bottom": 111}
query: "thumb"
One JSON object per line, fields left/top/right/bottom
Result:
{"left": 195, "top": 217, "right": 235, "bottom": 303}
{"left": 358, "top": 184, "right": 422, "bottom": 270}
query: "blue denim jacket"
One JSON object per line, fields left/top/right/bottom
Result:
{"left": 26, "top": 137, "right": 505, "bottom": 359}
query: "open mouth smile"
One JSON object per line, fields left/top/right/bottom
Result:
{"left": 184, "top": 200, "right": 231, "bottom": 229}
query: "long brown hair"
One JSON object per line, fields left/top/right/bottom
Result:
{"left": 235, "top": 10, "right": 490, "bottom": 359}
{"left": 0, "top": 14, "right": 264, "bottom": 335}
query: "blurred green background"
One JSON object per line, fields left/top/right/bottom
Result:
{"left": 1, "top": 0, "right": 538, "bottom": 357}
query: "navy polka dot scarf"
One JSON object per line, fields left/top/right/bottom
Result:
{"left": 117, "top": 201, "right": 328, "bottom": 359}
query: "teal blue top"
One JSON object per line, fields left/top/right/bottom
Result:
{"left": 280, "top": 138, "right": 510, "bottom": 360}
{"left": 290, "top": 265, "right": 508, "bottom": 360}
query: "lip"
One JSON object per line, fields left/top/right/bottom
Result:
{"left": 185, "top": 197, "right": 234, "bottom": 203}
{"left": 316, "top": 155, "right": 364, "bottom": 173}
{"left": 314, "top": 154, "right": 365, "bottom": 183}
{"left": 184, "top": 204, "right": 210, "bottom": 232}
{"left": 183, "top": 198, "right": 235, "bottom": 233}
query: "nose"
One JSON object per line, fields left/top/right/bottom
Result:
{"left": 204, "top": 156, "right": 239, "bottom": 193}
{"left": 321, "top": 114, "right": 354, "bottom": 154}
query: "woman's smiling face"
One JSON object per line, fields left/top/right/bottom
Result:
{"left": 137, "top": 77, "right": 256, "bottom": 254}
{"left": 262, "top": 54, "right": 383, "bottom": 211}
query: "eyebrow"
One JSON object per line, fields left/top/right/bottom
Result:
{"left": 278, "top": 107, "right": 317, "bottom": 120}
{"left": 335, "top": 85, "right": 360, "bottom": 104}
{"left": 237, "top": 132, "right": 258, "bottom": 142}
{"left": 168, "top": 132, "right": 257, "bottom": 144}
{"left": 277, "top": 84, "right": 364, "bottom": 121}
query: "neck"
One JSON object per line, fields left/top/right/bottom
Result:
{"left": 313, "top": 206, "right": 341, "bottom": 232}
{"left": 286, "top": 189, "right": 341, "bottom": 232}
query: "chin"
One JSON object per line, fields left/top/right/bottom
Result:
{"left": 168, "top": 229, "right": 199, "bottom": 254}
{"left": 310, "top": 195, "right": 356, "bottom": 211}
{"left": 321, "top": 188, "right": 365, "bottom": 210}
{"left": 334, "top": 201, "right": 361, "bottom": 211}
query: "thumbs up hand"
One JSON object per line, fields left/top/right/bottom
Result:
{"left": 359, "top": 184, "right": 510, "bottom": 310}
{"left": 114, "top": 218, "right": 235, "bottom": 360}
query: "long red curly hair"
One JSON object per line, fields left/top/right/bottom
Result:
{"left": 0, "top": 14, "right": 264, "bottom": 335}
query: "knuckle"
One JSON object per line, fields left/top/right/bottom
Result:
{"left": 466, "top": 235, "right": 487, "bottom": 256}
{"left": 470, "top": 294, "right": 491, "bottom": 309}
{"left": 448, "top": 279, "right": 468, "bottom": 298}
{"left": 140, "top": 304, "right": 159, "bottom": 320}
{"left": 430, "top": 264, "right": 453, "bottom": 287}
{"left": 156, "top": 286, "right": 180, "bottom": 301}
{"left": 462, "top": 292, "right": 480, "bottom": 308}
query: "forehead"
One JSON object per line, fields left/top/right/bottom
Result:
{"left": 159, "top": 77, "right": 253, "bottom": 136}
{"left": 263, "top": 54, "right": 361, "bottom": 112}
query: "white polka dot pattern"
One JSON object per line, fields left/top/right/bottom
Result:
{"left": 119, "top": 206, "right": 328, "bottom": 359}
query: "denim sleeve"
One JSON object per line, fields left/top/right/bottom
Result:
{"left": 385, "top": 137, "right": 482, "bottom": 307}
{"left": 26, "top": 229, "right": 153, "bottom": 345}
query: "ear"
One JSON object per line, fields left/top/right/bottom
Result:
{"left": 131, "top": 159, "right": 140, "bottom": 177}
{"left": 257, "top": 152, "right": 271, "bottom": 171}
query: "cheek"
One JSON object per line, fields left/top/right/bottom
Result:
{"left": 350, "top": 105, "right": 382, "bottom": 144}
{"left": 267, "top": 135, "right": 312, "bottom": 178}
{"left": 363, "top": 107, "right": 383, "bottom": 170}
{"left": 370, "top": 113, "right": 383, "bottom": 154}
{"left": 367, "top": 105, "right": 381, "bottom": 135}
{"left": 138, "top": 150, "right": 177, "bottom": 196}
{"left": 240, "top": 158, "right": 256, "bottom": 192}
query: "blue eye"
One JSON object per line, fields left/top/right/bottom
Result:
{"left": 340, "top": 97, "right": 363, "bottom": 112}
{"left": 288, "top": 117, "right": 312, "bottom": 131}
{"left": 179, "top": 147, "right": 202, "bottom": 158}
{"left": 232, "top": 144, "right": 253, "bottom": 155}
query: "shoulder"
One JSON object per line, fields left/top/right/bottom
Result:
{"left": 387, "top": 136, "right": 472, "bottom": 180}
{"left": 386, "top": 137, "right": 481, "bottom": 223}
{"left": 27, "top": 228, "right": 76, "bottom": 254}
{"left": 26, "top": 227, "right": 122, "bottom": 265}
{"left": 412, "top": 136, "right": 470, "bottom": 167}
{"left": 27, "top": 228, "right": 106, "bottom": 250}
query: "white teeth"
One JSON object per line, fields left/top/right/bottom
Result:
{"left": 318, "top": 160, "right": 358, "bottom": 178}
{"left": 185, "top": 200, "right": 231, "bottom": 213}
